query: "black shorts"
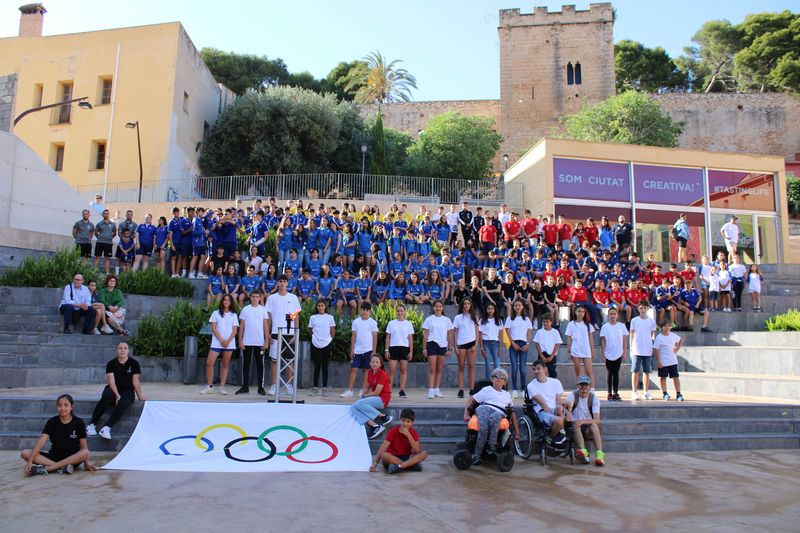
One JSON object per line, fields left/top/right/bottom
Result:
{"left": 388, "top": 346, "right": 410, "bottom": 361}
{"left": 426, "top": 341, "right": 447, "bottom": 356}
{"left": 457, "top": 341, "right": 476, "bottom": 350}
{"left": 41, "top": 449, "right": 70, "bottom": 462}
{"left": 76, "top": 243, "right": 92, "bottom": 257}
{"left": 658, "top": 364, "right": 679, "bottom": 378}
{"left": 676, "top": 237, "right": 687, "bottom": 248}
{"left": 95, "top": 242, "right": 113, "bottom": 257}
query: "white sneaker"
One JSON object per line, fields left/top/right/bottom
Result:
{"left": 286, "top": 384, "right": 295, "bottom": 395}
{"left": 512, "top": 390, "right": 519, "bottom": 399}
{"left": 644, "top": 392, "right": 653, "bottom": 400}
{"left": 91, "top": 328, "right": 101, "bottom": 335}
{"left": 434, "top": 388, "right": 444, "bottom": 398}
{"left": 268, "top": 384, "right": 277, "bottom": 396}
{"left": 310, "top": 387, "right": 320, "bottom": 396}
{"left": 197, "top": 273, "right": 208, "bottom": 279}
{"left": 86, "top": 423, "right": 97, "bottom": 436}
{"left": 631, "top": 391, "right": 639, "bottom": 401}
{"left": 188, "top": 272, "right": 196, "bottom": 279}
{"left": 101, "top": 325, "right": 114, "bottom": 334}
{"left": 218, "top": 387, "right": 228, "bottom": 395}
{"left": 321, "top": 388, "right": 328, "bottom": 397}
{"left": 339, "top": 389, "right": 353, "bottom": 398}
{"left": 200, "top": 385, "right": 214, "bottom": 395}
{"left": 99, "top": 426, "right": 112, "bottom": 440}
{"left": 358, "top": 390, "right": 365, "bottom": 399}
{"left": 427, "top": 388, "right": 435, "bottom": 399}
{"left": 181, "top": 270, "right": 187, "bottom": 278}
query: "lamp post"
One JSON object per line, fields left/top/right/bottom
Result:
{"left": 360, "top": 143, "right": 368, "bottom": 177}
{"left": 125, "top": 121, "right": 143, "bottom": 203}
{"left": 500, "top": 153, "right": 509, "bottom": 201}
{"left": 13, "top": 96, "right": 93, "bottom": 127}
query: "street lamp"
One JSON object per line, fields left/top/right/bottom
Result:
{"left": 125, "top": 121, "right": 143, "bottom": 203}
{"left": 502, "top": 153, "right": 509, "bottom": 173}
{"left": 361, "top": 143, "right": 368, "bottom": 177}
{"left": 13, "top": 96, "right": 93, "bottom": 127}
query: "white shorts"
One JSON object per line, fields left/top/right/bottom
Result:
{"left": 725, "top": 239, "right": 738, "bottom": 252}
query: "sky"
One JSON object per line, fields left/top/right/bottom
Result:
{"left": 1, "top": 0, "right": 797, "bottom": 100}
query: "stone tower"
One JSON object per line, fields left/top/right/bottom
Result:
{"left": 499, "top": 4, "right": 615, "bottom": 162}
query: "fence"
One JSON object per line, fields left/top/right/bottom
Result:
{"left": 75, "top": 173, "right": 525, "bottom": 210}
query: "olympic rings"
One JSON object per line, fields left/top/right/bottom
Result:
{"left": 159, "top": 424, "right": 338, "bottom": 463}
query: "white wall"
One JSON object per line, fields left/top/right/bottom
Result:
{"left": 0, "top": 130, "right": 87, "bottom": 242}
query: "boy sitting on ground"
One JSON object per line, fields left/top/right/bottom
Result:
{"left": 369, "top": 408, "right": 428, "bottom": 474}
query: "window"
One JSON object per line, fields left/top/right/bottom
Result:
{"left": 51, "top": 144, "right": 65, "bottom": 172}
{"left": 575, "top": 62, "right": 582, "bottom": 85}
{"left": 33, "top": 83, "right": 43, "bottom": 107}
{"left": 57, "top": 82, "right": 73, "bottom": 124}
{"left": 567, "top": 63, "right": 574, "bottom": 85}
{"left": 99, "top": 77, "right": 113, "bottom": 105}
{"left": 93, "top": 141, "right": 106, "bottom": 170}
{"left": 183, "top": 91, "right": 189, "bottom": 113}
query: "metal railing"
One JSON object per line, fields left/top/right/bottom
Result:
{"left": 75, "top": 173, "right": 525, "bottom": 209}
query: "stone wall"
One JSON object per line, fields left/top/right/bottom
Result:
{"left": 0, "top": 73, "right": 17, "bottom": 132}
{"left": 361, "top": 100, "right": 501, "bottom": 140}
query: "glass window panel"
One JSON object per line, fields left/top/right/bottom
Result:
{"left": 710, "top": 213, "right": 756, "bottom": 264}
{"left": 635, "top": 210, "right": 705, "bottom": 264}
{"left": 708, "top": 170, "right": 775, "bottom": 211}
{"left": 757, "top": 217, "right": 778, "bottom": 264}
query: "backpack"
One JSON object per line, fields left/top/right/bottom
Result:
{"left": 670, "top": 225, "right": 679, "bottom": 239}
{"left": 570, "top": 391, "right": 595, "bottom": 419}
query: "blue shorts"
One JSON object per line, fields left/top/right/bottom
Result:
{"left": 223, "top": 243, "right": 236, "bottom": 258}
{"left": 351, "top": 351, "right": 372, "bottom": 369}
{"left": 193, "top": 245, "right": 207, "bottom": 256}
{"left": 136, "top": 245, "right": 153, "bottom": 256}
{"left": 426, "top": 341, "right": 447, "bottom": 356}
{"left": 536, "top": 410, "right": 558, "bottom": 427}
{"left": 178, "top": 242, "right": 192, "bottom": 257}
{"left": 632, "top": 355, "right": 652, "bottom": 374}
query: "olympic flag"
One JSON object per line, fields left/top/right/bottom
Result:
{"left": 103, "top": 401, "right": 373, "bottom": 472}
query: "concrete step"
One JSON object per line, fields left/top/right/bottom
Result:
{"left": 0, "top": 432, "right": 130, "bottom": 453}
{"left": 679, "top": 372, "right": 800, "bottom": 401}
{"left": 679, "top": 346, "right": 800, "bottom": 375}
{"left": 676, "top": 331, "right": 800, "bottom": 347}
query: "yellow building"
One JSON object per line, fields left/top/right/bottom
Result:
{"left": 0, "top": 5, "right": 234, "bottom": 197}
{"left": 505, "top": 138, "right": 791, "bottom": 263}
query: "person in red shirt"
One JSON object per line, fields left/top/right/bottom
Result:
{"left": 478, "top": 221, "right": 498, "bottom": 254}
{"left": 502, "top": 213, "right": 522, "bottom": 243}
{"left": 350, "top": 355, "right": 393, "bottom": 440}
{"left": 522, "top": 210, "right": 540, "bottom": 247}
{"left": 555, "top": 259, "right": 575, "bottom": 284}
{"left": 608, "top": 279, "right": 630, "bottom": 322}
{"left": 369, "top": 408, "right": 428, "bottom": 474}
{"left": 584, "top": 218, "right": 599, "bottom": 247}
{"left": 541, "top": 217, "right": 558, "bottom": 248}
{"left": 679, "top": 261, "right": 697, "bottom": 284}
{"left": 557, "top": 215, "right": 573, "bottom": 250}
{"left": 651, "top": 265, "right": 667, "bottom": 286}
{"left": 571, "top": 279, "right": 600, "bottom": 327}
{"left": 556, "top": 277, "right": 574, "bottom": 317}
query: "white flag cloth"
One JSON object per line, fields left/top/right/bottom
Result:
{"left": 103, "top": 401, "right": 372, "bottom": 472}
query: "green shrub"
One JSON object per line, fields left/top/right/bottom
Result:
{"left": 788, "top": 176, "right": 800, "bottom": 214}
{"left": 130, "top": 300, "right": 216, "bottom": 357}
{"left": 297, "top": 297, "right": 321, "bottom": 342}
{"left": 117, "top": 268, "right": 194, "bottom": 297}
{"left": 330, "top": 311, "right": 353, "bottom": 362}
{"left": 0, "top": 248, "right": 101, "bottom": 288}
{"left": 765, "top": 309, "right": 800, "bottom": 331}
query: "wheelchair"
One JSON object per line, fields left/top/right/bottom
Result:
{"left": 514, "top": 388, "right": 575, "bottom": 465}
{"left": 453, "top": 380, "right": 516, "bottom": 472}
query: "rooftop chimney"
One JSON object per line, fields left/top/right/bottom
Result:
{"left": 18, "top": 3, "right": 46, "bottom": 38}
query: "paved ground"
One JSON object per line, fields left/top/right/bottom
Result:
{"left": 2, "top": 449, "right": 799, "bottom": 532}
{"left": 4, "top": 382, "right": 800, "bottom": 406}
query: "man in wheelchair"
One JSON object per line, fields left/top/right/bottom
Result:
{"left": 455, "top": 368, "right": 520, "bottom": 471}
{"left": 566, "top": 375, "right": 605, "bottom": 466}
{"left": 526, "top": 360, "right": 568, "bottom": 447}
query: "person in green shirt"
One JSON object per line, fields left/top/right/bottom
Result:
{"left": 97, "top": 275, "right": 128, "bottom": 335}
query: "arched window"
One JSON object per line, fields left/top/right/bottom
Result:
{"left": 567, "top": 62, "right": 574, "bottom": 85}
{"left": 575, "top": 62, "right": 582, "bottom": 85}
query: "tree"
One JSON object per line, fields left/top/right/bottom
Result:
{"left": 285, "top": 71, "right": 323, "bottom": 93}
{"left": 615, "top": 40, "right": 687, "bottom": 93}
{"left": 199, "top": 86, "right": 366, "bottom": 176}
{"left": 734, "top": 11, "right": 800, "bottom": 93}
{"left": 322, "top": 60, "right": 368, "bottom": 101}
{"left": 383, "top": 127, "right": 413, "bottom": 176}
{"left": 405, "top": 112, "right": 502, "bottom": 180}
{"left": 345, "top": 50, "right": 418, "bottom": 104}
{"left": 677, "top": 20, "right": 743, "bottom": 93}
{"left": 200, "top": 48, "right": 289, "bottom": 95}
{"left": 370, "top": 111, "right": 387, "bottom": 175}
{"left": 562, "top": 91, "right": 684, "bottom": 148}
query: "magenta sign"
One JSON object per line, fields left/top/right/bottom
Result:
{"left": 708, "top": 170, "right": 775, "bottom": 211}
{"left": 553, "top": 158, "right": 630, "bottom": 202}
{"left": 633, "top": 164, "right": 704, "bottom": 206}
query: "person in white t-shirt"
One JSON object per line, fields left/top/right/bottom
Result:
{"left": 566, "top": 375, "right": 605, "bottom": 466}
{"left": 201, "top": 294, "right": 239, "bottom": 396}
{"left": 453, "top": 298, "right": 480, "bottom": 399}
{"left": 478, "top": 302, "right": 504, "bottom": 382}
{"left": 533, "top": 313, "right": 562, "bottom": 380}
{"left": 235, "top": 292, "right": 268, "bottom": 396}
{"left": 526, "top": 361, "right": 566, "bottom": 442}
{"left": 308, "top": 300, "right": 336, "bottom": 396}
{"left": 629, "top": 302, "right": 657, "bottom": 401}
{"left": 422, "top": 300, "right": 454, "bottom": 399}
{"left": 599, "top": 308, "right": 628, "bottom": 402}
{"left": 653, "top": 321, "right": 684, "bottom": 401}
{"left": 565, "top": 306, "right": 596, "bottom": 389}
{"left": 505, "top": 300, "right": 533, "bottom": 399}
{"left": 340, "top": 302, "right": 379, "bottom": 398}
{"left": 720, "top": 216, "right": 740, "bottom": 262}
{"left": 463, "top": 368, "right": 520, "bottom": 465}
{"left": 384, "top": 304, "right": 415, "bottom": 399}
{"left": 264, "top": 276, "right": 301, "bottom": 396}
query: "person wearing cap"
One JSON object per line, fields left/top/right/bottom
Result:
{"left": 566, "top": 375, "right": 605, "bottom": 466}
{"left": 720, "top": 216, "right": 740, "bottom": 263}
{"left": 672, "top": 214, "right": 690, "bottom": 263}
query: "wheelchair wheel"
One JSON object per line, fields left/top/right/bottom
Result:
{"left": 453, "top": 450, "right": 473, "bottom": 470}
{"left": 539, "top": 447, "right": 547, "bottom": 466}
{"left": 496, "top": 451, "right": 514, "bottom": 472}
{"left": 569, "top": 447, "right": 575, "bottom": 464}
{"left": 514, "top": 415, "right": 534, "bottom": 459}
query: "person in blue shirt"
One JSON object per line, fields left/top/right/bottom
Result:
{"left": 291, "top": 223, "right": 307, "bottom": 266}
{"left": 356, "top": 219, "right": 373, "bottom": 257}
{"left": 168, "top": 207, "right": 184, "bottom": 278}
{"left": 177, "top": 208, "right": 193, "bottom": 276}
{"left": 283, "top": 267, "right": 298, "bottom": 294}
{"left": 305, "top": 219, "right": 320, "bottom": 266}
{"left": 188, "top": 208, "right": 210, "bottom": 279}
{"left": 297, "top": 269, "right": 317, "bottom": 303}
{"left": 342, "top": 225, "right": 357, "bottom": 268}
{"left": 284, "top": 248, "right": 303, "bottom": 276}
{"left": 132, "top": 213, "right": 157, "bottom": 272}
{"left": 239, "top": 265, "right": 262, "bottom": 308}
{"left": 116, "top": 229, "right": 135, "bottom": 273}
{"left": 405, "top": 272, "right": 428, "bottom": 305}
{"left": 207, "top": 266, "right": 225, "bottom": 305}
{"left": 679, "top": 279, "right": 711, "bottom": 332}
{"left": 330, "top": 254, "right": 344, "bottom": 279}
{"left": 276, "top": 218, "right": 294, "bottom": 273}
{"left": 387, "top": 227, "right": 404, "bottom": 260}
{"left": 416, "top": 232, "right": 432, "bottom": 259}
{"left": 389, "top": 252, "right": 406, "bottom": 278}
{"left": 654, "top": 278, "right": 677, "bottom": 326}
{"left": 372, "top": 270, "right": 391, "bottom": 305}
{"left": 250, "top": 210, "right": 269, "bottom": 258}
{"left": 355, "top": 268, "right": 373, "bottom": 306}
{"left": 436, "top": 218, "right": 451, "bottom": 248}
{"left": 153, "top": 216, "right": 170, "bottom": 273}
{"left": 318, "top": 217, "right": 334, "bottom": 266}
{"left": 388, "top": 272, "right": 407, "bottom": 303}
{"left": 262, "top": 263, "right": 278, "bottom": 297}
{"left": 403, "top": 233, "right": 417, "bottom": 259}
{"left": 224, "top": 264, "right": 240, "bottom": 299}
{"left": 317, "top": 264, "right": 335, "bottom": 302}
{"left": 330, "top": 222, "right": 344, "bottom": 260}
{"left": 335, "top": 268, "right": 358, "bottom": 314}
{"left": 426, "top": 270, "right": 445, "bottom": 301}
{"left": 214, "top": 209, "right": 238, "bottom": 259}
{"left": 305, "top": 248, "right": 323, "bottom": 278}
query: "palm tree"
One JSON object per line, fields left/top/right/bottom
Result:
{"left": 345, "top": 50, "right": 418, "bottom": 104}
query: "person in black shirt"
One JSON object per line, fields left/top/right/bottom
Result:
{"left": 22, "top": 394, "right": 96, "bottom": 475}
{"left": 613, "top": 215, "right": 634, "bottom": 253}
{"left": 86, "top": 342, "right": 147, "bottom": 441}
{"left": 481, "top": 268, "right": 503, "bottom": 316}
{"left": 458, "top": 202, "right": 474, "bottom": 246}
